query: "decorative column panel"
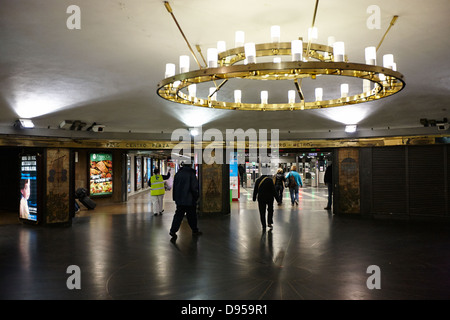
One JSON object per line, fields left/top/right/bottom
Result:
{"left": 337, "top": 148, "right": 360, "bottom": 214}
{"left": 45, "top": 148, "right": 73, "bottom": 225}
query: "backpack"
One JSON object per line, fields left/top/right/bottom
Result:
{"left": 287, "top": 174, "right": 297, "bottom": 188}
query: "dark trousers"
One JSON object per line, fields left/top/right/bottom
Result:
{"left": 326, "top": 183, "right": 333, "bottom": 208}
{"left": 275, "top": 185, "right": 283, "bottom": 203}
{"left": 170, "top": 205, "right": 199, "bottom": 234}
{"left": 258, "top": 200, "right": 274, "bottom": 229}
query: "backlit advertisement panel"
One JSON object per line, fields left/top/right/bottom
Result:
{"left": 19, "top": 155, "right": 38, "bottom": 222}
{"left": 89, "top": 153, "right": 113, "bottom": 196}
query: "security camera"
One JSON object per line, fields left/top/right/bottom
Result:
{"left": 59, "top": 120, "right": 73, "bottom": 129}
{"left": 92, "top": 124, "right": 106, "bottom": 132}
{"left": 437, "top": 123, "right": 449, "bottom": 131}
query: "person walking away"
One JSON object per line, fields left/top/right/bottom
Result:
{"left": 274, "top": 168, "right": 286, "bottom": 205}
{"left": 253, "top": 174, "right": 280, "bottom": 231}
{"left": 149, "top": 167, "right": 171, "bottom": 216}
{"left": 238, "top": 164, "right": 245, "bottom": 187}
{"left": 285, "top": 165, "right": 303, "bottom": 206}
{"left": 169, "top": 163, "right": 202, "bottom": 240}
{"left": 324, "top": 163, "right": 333, "bottom": 210}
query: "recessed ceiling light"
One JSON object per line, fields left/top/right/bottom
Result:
{"left": 345, "top": 124, "right": 357, "bottom": 133}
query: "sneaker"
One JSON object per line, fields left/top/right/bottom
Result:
{"left": 295, "top": 200, "right": 299, "bottom": 206}
{"left": 169, "top": 232, "right": 177, "bottom": 239}
{"left": 192, "top": 230, "right": 203, "bottom": 236}
{"left": 154, "top": 213, "right": 158, "bottom": 216}
{"left": 268, "top": 224, "right": 273, "bottom": 229}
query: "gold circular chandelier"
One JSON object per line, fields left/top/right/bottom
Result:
{"left": 157, "top": 1, "right": 405, "bottom": 112}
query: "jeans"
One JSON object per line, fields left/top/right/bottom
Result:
{"left": 289, "top": 186, "right": 299, "bottom": 204}
{"left": 170, "top": 205, "right": 199, "bottom": 234}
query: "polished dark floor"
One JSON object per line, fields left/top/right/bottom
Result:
{"left": 1, "top": 186, "right": 450, "bottom": 300}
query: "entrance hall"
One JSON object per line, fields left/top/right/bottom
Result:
{"left": 1, "top": 186, "right": 450, "bottom": 300}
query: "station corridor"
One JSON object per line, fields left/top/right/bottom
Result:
{"left": 1, "top": 187, "right": 450, "bottom": 300}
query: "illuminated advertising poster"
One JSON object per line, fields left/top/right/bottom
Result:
{"left": 89, "top": 153, "right": 113, "bottom": 196}
{"left": 20, "top": 155, "right": 38, "bottom": 222}
{"left": 135, "top": 157, "right": 142, "bottom": 191}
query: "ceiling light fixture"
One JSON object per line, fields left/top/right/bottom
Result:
{"left": 345, "top": 124, "right": 357, "bottom": 133}
{"left": 157, "top": 1, "right": 405, "bottom": 112}
{"left": 14, "top": 119, "right": 35, "bottom": 129}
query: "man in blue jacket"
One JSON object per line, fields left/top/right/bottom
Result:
{"left": 285, "top": 165, "right": 303, "bottom": 206}
{"left": 169, "top": 163, "right": 202, "bottom": 240}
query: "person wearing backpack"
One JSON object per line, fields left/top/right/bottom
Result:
{"left": 253, "top": 174, "right": 280, "bottom": 231}
{"left": 274, "top": 168, "right": 286, "bottom": 205}
{"left": 285, "top": 165, "right": 303, "bottom": 206}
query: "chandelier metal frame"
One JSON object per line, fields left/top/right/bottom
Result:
{"left": 157, "top": 2, "right": 405, "bottom": 112}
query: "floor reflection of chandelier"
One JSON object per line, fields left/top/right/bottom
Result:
{"left": 157, "top": 1, "right": 405, "bottom": 112}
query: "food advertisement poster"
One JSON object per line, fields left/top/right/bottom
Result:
{"left": 89, "top": 153, "right": 113, "bottom": 196}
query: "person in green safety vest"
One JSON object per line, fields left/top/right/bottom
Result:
{"left": 149, "top": 167, "right": 171, "bottom": 216}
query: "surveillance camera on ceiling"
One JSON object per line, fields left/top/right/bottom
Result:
{"left": 437, "top": 123, "right": 449, "bottom": 131}
{"left": 92, "top": 124, "right": 106, "bottom": 132}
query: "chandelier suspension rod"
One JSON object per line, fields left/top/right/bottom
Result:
{"left": 376, "top": 15, "right": 399, "bottom": 51}
{"left": 163, "top": 1, "right": 203, "bottom": 69}
{"left": 306, "top": 0, "right": 320, "bottom": 59}
{"left": 294, "top": 79, "right": 305, "bottom": 101}
{"left": 208, "top": 80, "right": 228, "bottom": 98}
{"left": 195, "top": 45, "right": 208, "bottom": 67}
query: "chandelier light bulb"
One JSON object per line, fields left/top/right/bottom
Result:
{"left": 165, "top": 63, "right": 175, "bottom": 78}
{"left": 327, "top": 36, "right": 336, "bottom": 46}
{"left": 288, "top": 90, "right": 296, "bottom": 103}
{"left": 179, "top": 55, "right": 190, "bottom": 73}
{"left": 261, "top": 90, "right": 268, "bottom": 104}
{"left": 235, "top": 31, "right": 245, "bottom": 47}
{"left": 308, "top": 27, "right": 318, "bottom": 41}
{"left": 291, "top": 40, "right": 303, "bottom": 61}
{"left": 324, "top": 36, "right": 335, "bottom": 58}
{"left": 217, "top": 41, "right": 226, "bottom": 53}
{"left": 365, "top": 46, "right": 377, "bottom": 65}
{"left": 244, "top": 43, "right": 256, "bottom": 64}
{"left": 383, "top": 54, "right": 395, "bottom": 69}
{"left": 271, "top": 25, "right": 280, "bottom": 43}
{"left": 333, "top": 41, "right": 345, "bottom": 62}
{"left": 207, "top": 48, "right": 218, "bottom": 68}
{"left": 188, "top": 84, "right": 196, "bottom": 100}
{"left": 315, "top": 88, "right": 323, "bottom": 101}
{"left": 234, "top": 90, "right": 242, "bottom": 103}
{"left": 363, "top": 79, "right": 371, "bottom": 93}
{"left": 209, "top": 87, "right": 217, "bottom": 101}
{"left": 341, "top": 83, "right": 349, "bottom": 98}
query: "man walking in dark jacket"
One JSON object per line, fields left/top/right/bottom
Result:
{"left": 253, "top": 174, "right": 280, "bottom": 231}
{"left": 169, "top": 163, "right": 202, "bottom": 240}
{"left": 324, "top": 164, "right": 333, "bottom": 210}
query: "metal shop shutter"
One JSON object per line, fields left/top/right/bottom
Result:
{"left": 408, "top": 145, "right": 446, "bottom": 216}
{"left": 372, "top": 147, "right": 407, "bottom": 215}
